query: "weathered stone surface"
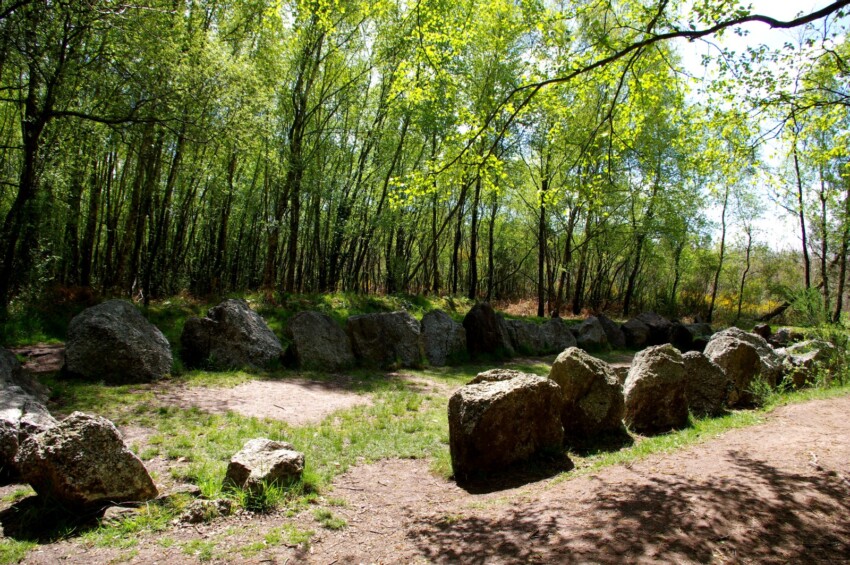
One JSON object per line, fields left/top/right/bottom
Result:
{"left": 181, "top": 299, "right": 282, "bottom": 370}
{"left": 752, "top": 324, "right": 772, "bottom": 340}
{"left": 782, "top": 340, "right": 838, "bottom": 388}
{"left": 178, "top": 499, "right": 234, "bottom": 524}
{"left": 539, "top": 318, "right": 577, "bottom": 353}
{"left": 682, "top": 351, "right": 731, "bottom": 416}
{"left": 421, "top": 310, "right": 467, "bottom": 366}
{"left": 597, "top": 315, "right": 626, "bottom": 350}
{"left": 704, "top": 327, "right": 783, "bottom": 406}
{"left": 622, "top": 318, "right": 650, "bottom": 349}
{"left": 448, "top": 373, "right": 564, "bottom": 481}
{"left": 65, "top": 299, "right": 172, "bottom": 383}
{"left": 574, "top": 317, "right": 611, "bottom": 352}
{"left": 283, "top": 311, "right": 354, "bottom": 371}
{"left": 346, "top": 311, "right": 422, "bottom": 368}
{"left": 462, "top": 303, "right": 515, "bottom": 359}
{"left": 225, "top": 438, "right": 304, "bottom": 493}
{"left": 635, "top": 312, "right": 672, "bottom": 346}
{"left": 468, "top": 368, "right": 527, "bottom": 385}
{"left": 15, "top": 412, "right": 157, "bottom": 508}
{"left": 668, "top": 321, "right": 694, "bottom": 352}
{"left": 1, "top": 349, "right": 56, "bottom": 481}
{"left": 685, "top": 323, "right": 714, "bottom": 353}
{"left": 623, "top": 344, "right": 688, "bottom": 434}
{"left": 769, "top": 327, "right": 804, "bottom": 348}
{"left": 505, "top": 319, "right": 544, "bottom": 355}
{"left": 613, "top": 366, "right": 630, "bottom": 387}
{"left": 548, "top": 347, "right": 625, "bottom": 440}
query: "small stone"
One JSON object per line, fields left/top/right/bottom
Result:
{"left": 225, "top": 438, "right": 304, "bottom": 493}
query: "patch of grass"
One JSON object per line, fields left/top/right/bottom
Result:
{"left": 239, "top": 524, "right": 314, "bottom": 558}
{"left": 1, "top": 487, "right": 34, "bottom": 504}
{"left": 313, "top": 508, "right": 347, "bottom": 530}
{"left": 0, "top": 539, "right": 37, "bottom": 564}
{"left": 181, "top": 539, "right": 217, "bottom": 561}
{"left": 81, "top": 502, "right": 176, "bottom": 549}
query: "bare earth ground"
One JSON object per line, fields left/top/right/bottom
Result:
{"left": 3, "top": 346, "right": 850, "bottom": 564}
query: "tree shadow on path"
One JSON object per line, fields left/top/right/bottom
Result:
{"left": 409, "top": 451, "right": 850, "bottom": 564}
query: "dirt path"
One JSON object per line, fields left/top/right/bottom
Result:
{"left": 12, "top": 394, "right": 850, "bottom": 564}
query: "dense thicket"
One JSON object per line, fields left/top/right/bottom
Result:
{"left": 0, "top": 0, "right": 848, "bottom": 322}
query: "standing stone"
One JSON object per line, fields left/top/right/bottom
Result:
{"left": 623, "top": 344, "right": 688, "bottom": 433}
{"left": 635, "top": 312, "right": 672, "bottom": 346}
{"left": 448, "top": 372, "right": 564, "bottom": 481}
{"left": 704, "top": 327, "right": 783, "bottom": 406}
{"left": 462, "top": 303, "right": 515, "bottom": 359}
{"left": 181, "top": 299, "right": 283, "bottom": 370}
{"left": 65, "top": 299, "right": 172, "bottom": 383}
{"left": 421, "top": 310, "right": 467, "bottom": 366}
{"left": 1, "top": 349, "right": 56, "bottom": 481}
{"left": 574, "top": 317, "right": 611, "bottom": 352}
{"left": 548, "top": 347, "right": 625, "bottom": 441}
{"left": 15, "top": 412, "right": 157, "bottom": 508}
{"left": 225, "top": 438, "right": 304, "bottom": 494}
{"left": 597, "top": 315, "right": 626, "bottom": 350}
{"left": 539, "top": 318, "right": 577, "bottom": 353}
{"left": 283, "top": 311, "right": 355, "bottom": 371}
{"left": 505, "top": 320, "right": 544, "bottom": 355}
{"left": 682, "top": 351, "right": 731, "bottom": 416}
{"left": 346, "top": 311, "right": 422, "bottom": 368}
{"left": 622, "top": 318, "right": 650, "bottom": 349}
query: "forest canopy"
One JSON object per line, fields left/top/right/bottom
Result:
{"left": 0, "top": 0, "right": 848, "bottom": 324}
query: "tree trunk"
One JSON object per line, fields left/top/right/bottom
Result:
{"left": 707, "top": 186, "right": 729, "bottom": 323}
{"left": 467, "top": 176, "right": 481, "bottom": 300}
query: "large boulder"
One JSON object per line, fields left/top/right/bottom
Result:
{"left": 283, "top": 311, "right": 354, "bottom": 371}
{"left": 781, "top": 340, "right": 839, "bottom": 388}
{"left": 65, "top": 299, "right": 172, "bottom": 383}
{"left": 623, "top": 344, "right": 688, "bottom": 434}
{"left": 635, "top": 312, "right": 672, "bottom": 346}
{"left": 574, "top": 317, "right": 610, "bottom": 352}
{"left": 685, "top": 323, "right": 714, "bottom": 353}
{"left": 548, "top": 347, "right": 625, "bottom": 441}
{"left": 346, "top": 311, "right": 422, "bottom": 368}
{"left": 539, "top": 318, "right": 577, "bottom": 353}
{"left": 622, "top": 318, "right": 650, "bottom": 349}
{"left": 15, "top": 412, "right": 157, "bottom": 508}
{"left": 448, "top": 372, "right": 564, "bottom": 481}
{"left": 1, "top": 349, "right": 56, "bottom": 481}
{"left": 682, "top": 351, "right": 731, "bottom": 417}
{"left": 597, "top": 315, "right": 626, "bottom": 350}
{"left": 505, "top": 319, "right": 544, "bottom": 355}
{"left": 462, "top": 303, "right": 514, "bottom": 359}
{"left": 421, "top": 311, "right": 467, "bottom": 366}
{"left": 181, "top": 299, "right": 283, "bottom": 370}
{"left": 668, "top": 321, "right": 694, "bottom": 352}
{"left": 225, "top": 438, "right": 304, "bottom": 494}
{"left": 704, "top": 327, "right": 783, "bottom": 406}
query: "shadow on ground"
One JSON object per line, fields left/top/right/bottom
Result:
{"left": 410, "top": 451, "right": 850, "bottom": 563}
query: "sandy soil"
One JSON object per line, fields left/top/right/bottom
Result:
{"left": 6, "top": 394, "right": 848, "bottom": 564}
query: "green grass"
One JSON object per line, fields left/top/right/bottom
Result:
{"left": 1, "top": 487, "right": 34, "bottom": 504}
{"left": 181, "top": 539, "right": 217, "bottom": 561}
{"left": 0, "top": 539, "right": 37, "bottom": 564}
{"left": 313, "top": 508, "right": 347, "bottom": 530}
{"left": 238, "top": 524, "right": 314, "bottom": 558}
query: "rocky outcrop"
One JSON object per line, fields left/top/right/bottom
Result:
{"left": 181, "top": 299, "right": 283, "bottom": 370}
{"left": 421, "top": 310, "right": 467, "bottom": 366}
{"left": 574, "top": 317, "right": 610, "bottom": 352}
{"left": 540, "top": 318, "right": 577, "bottom": 353}
{"left": 225, "top": 438, "right": 304, "bottom": 493}
{"left": 597, "top": 315, "right": 626, "bottom": 350}
{"left": 548, "top": 347, "right": 625, "bottom": 441}
{"left": 462, "top": 303, "right": 515, "bottom": 359}
{"left": 448, "top": 372, "right": 564, "bottom": 481}
{"left": 704, "top": 327, "right": 783, "bottom": 406}
{"left": 283, "top": 311, "right": 355, "bottom": 371}
{"left": 623, "top": 344, "right": 688, "bottom": 433}
{"left": 782, "top": 340, "right": 838, "bottom": 388}
{"left": 15, "top": 412, "right": 157, "bottom": 508}
{"left": 622, "top": 318, "right": 650, "bottom": 349}
{"left": 682, "top": 351, "right": 731, "bottom": 416}
{"left": 1, "top": 349, "right": 56, "bottom": 481}
{"left": 65, "top": 299, "right": 172, "bottom": 383}
{"left": 346, "top": 311, "right": 422, "bottom": 368}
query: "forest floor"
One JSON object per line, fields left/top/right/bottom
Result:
{"left": 2, "top": 348, "right": 850, "bottom": 564}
